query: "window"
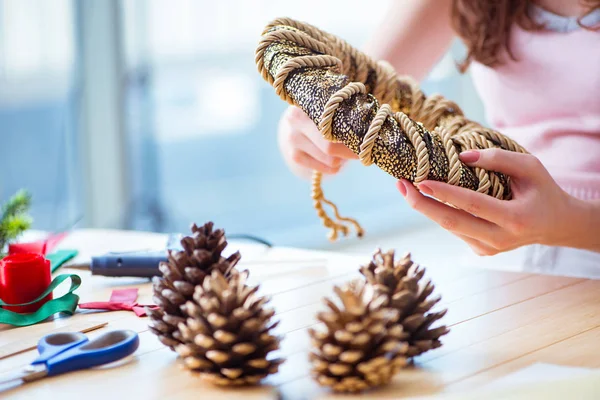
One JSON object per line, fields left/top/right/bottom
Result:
{"left": 1, "top": 1, "right": 485, "bottom": 248}
{"left": 0, "top": 0, "right": 82, "bottom": 231}
{"left": 120, "top": 0, "right": 484, "bottom": 247}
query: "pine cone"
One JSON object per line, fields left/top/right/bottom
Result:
{"left": 175, "top": 269, "right": 284, "bottom": 386}
{"left": 360, "top": 249, "right": 449, "bottom": 357}
{"left": 309, "top": 280, "right": 409, "bottom": 393}
{"left": 148, "top": 222, "right": 241, "bottom": 349}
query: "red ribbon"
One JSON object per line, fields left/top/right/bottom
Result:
{"left": 78, "top": 288, "right": 158, "bottom": 317}
{"left": 8, "top": 232, "right": 68, "bottom": 256}
{"left": 0, "top": 253, "right": 53, "bottom": 313}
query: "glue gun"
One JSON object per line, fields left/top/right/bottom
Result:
{"left": 90, "top": 250, "right": 168, "bottom": 278}
{"left": 89, "top": 233, "right": 269, "bottom": 278}
{"left": 90, "top": 234, "right": 182, "bottom": 278}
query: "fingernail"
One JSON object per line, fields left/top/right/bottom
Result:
{"left": 418, "top": 183, "right": 433, "bottom": 196}
{"left": 459, "top": 150, "right": 480, "bottom": 164}
{"left": 396, "top": 180, "right": 407, "bottom": 197}
{"left": 331, "top": 158, "right": 342, "bottom": 167}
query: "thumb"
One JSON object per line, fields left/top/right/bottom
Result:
{"left": 459, "top": 148, "right": 545, "bottom": 180}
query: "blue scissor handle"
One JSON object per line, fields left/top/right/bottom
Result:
{"left": 44, "top": 330, "right": 140, "bottom": 377}
{"left": 32, "top": 332, "right": 89, "bottom": 365}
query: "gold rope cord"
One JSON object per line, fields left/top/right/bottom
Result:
{"left": 255, "top": 18, "right": 528, "bottom": 241}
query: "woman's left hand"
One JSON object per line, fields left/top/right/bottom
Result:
{"left": 397, "top": 148, "right": 586, "bottom": 255}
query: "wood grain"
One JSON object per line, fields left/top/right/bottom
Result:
{"left": 0, "top": 238, "right": 597, "bottom": 400}
{"left": 278, "top": 278, "right": 600, "bottom": 399}
{"left": 0, "top": 320, "right": 107, "bottom": 360}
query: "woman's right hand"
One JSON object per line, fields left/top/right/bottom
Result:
{"left": 277, "top": 106, "right": 358, "bottom": 179}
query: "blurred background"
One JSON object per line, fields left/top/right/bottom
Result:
{"left": 0, "top": 0, "right": 487, "bottom": 252}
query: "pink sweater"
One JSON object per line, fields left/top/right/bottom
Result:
{"left": 469, "top": 5, "right": 600, "bottom": 200}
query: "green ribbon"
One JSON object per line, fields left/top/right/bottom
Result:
{"left": 47, "top": 249, "right": 79, "bottom": 273}
{"left": 0, "top": 274, "right": 81, "bottom": 327}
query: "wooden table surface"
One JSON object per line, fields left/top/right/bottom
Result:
{"left": 1, "top": 240, "right": 600, "bottom": 399}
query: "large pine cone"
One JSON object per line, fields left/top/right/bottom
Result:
{"left": 175, "top": 269, "right": 284, "bottom": 385}
{"left": 148, "top": 222, "right": 241, "bottom": 349}
{"left": 360, "top": 249, "right": 449, "bottom": 357}
{"left": 309, "top": 280, "right": 409, "bottom": 393}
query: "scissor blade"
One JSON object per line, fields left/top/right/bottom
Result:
{"left": 0, "top": 364, "right": 48, "bottom": 386}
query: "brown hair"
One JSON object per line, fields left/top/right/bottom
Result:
{"left": 451, "top": 0, "right": 600, "bottom": 72}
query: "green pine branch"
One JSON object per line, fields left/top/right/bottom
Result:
{"left": 0, "top": 190, "right": 32, "bottom": 258}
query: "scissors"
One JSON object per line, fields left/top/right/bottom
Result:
{"left": 0, "top": 330, "right": 139, "bottom": 386}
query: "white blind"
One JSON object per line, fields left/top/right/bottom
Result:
{"left": 0, "top": 0, "right": 75, "bottom": 103}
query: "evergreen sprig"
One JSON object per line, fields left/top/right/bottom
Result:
{"left": 0, "top": 190, "right": 32, "bottom": 258}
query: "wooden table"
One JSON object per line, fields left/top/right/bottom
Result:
{"left": 1, "top": 238, "right": 600, "bottom": 399}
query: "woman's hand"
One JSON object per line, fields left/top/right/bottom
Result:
{"left": 397, "top": 148, "right": 596, "bottom": 255}
{"left": 278, "top": 106, "right": 358, "bottom": 179}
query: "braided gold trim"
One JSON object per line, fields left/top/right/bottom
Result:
{"left": 396, "top": 112, "right": 430, "bottom": 184}
{"left": 256, "top": 19, "right": 529, "bottom": 241}
{"left": 373, "top": 60, "right": 397, "bottom": 105}
{"left": 436, "top": 127, "right": 461, "bottom": 186}
{"left": 255, "top": 29, "right": 332, "bottom": 85}
{"left": 274, "top": 55, "right": 342, "bottom": 104}
{"left": 359, "top": 104, "right": 392, "bottom": 166}
{"left": 318, "top": 82, "right": 367, "bottom": 142}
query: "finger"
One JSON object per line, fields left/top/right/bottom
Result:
{"left": 397, "top": 179, "right": 501, "bottom": 242}
{"left": 290, "top": 150, "right": 341, "bottom": 174}
{"left": 292, "top": 129, "right": 345, "bottom": 168}
{"left": 416, "top": 180, "right": 508, "bottom": 224}
{"left": 456, "top": 234, "right": 499, "bottom": 256}
{"left": 281, "top": 108, "right": 343, "bottom": 168}
{"left": 312, "top": 136, "right": 359, "bottom": 159}
{"left": 295, "top": 113, "right": 358, "bottom": 159}
{"left": 460, "top": 149, "right": 545, "bottom": 180}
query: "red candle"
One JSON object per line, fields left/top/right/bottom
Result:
{"left": 0, "top": 253, "right": 53, "bottom": 313}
